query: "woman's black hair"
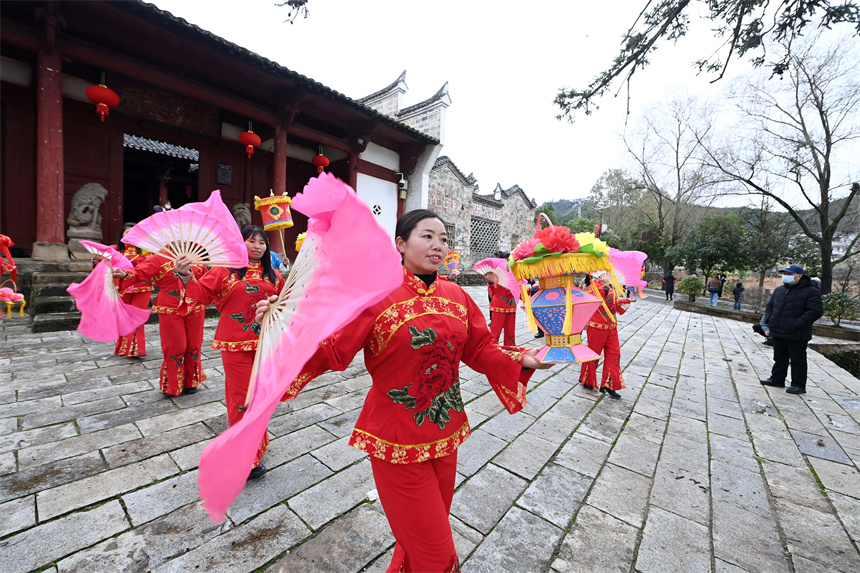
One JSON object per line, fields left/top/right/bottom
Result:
{"left": 117, "top": 222, "right": 141, "bottom": 254}
{"left": 394, "top": 209, "right": 445, "bottom": 243}
{"left": 233, "top": 226, "right": 277, "bottom": 285}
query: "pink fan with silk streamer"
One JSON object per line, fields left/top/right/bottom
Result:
{"left": 67, "top": 260, "right": 151, "bottom": 342}
{"left": 122, "top": 191, "right": 248, "bottom": 267}
{"left": 197, "top": 172, "right": 402, "bottom": 522}
{"left": 79, "top": 240, "right": 133, "bottom": 270}
{"left": 473, "top": 258, "right": 521, "bottom": 306}
{"left": 608, "top": 248, "right": 648, "bottom": 300}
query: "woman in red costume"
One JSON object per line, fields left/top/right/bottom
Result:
{"left": 113, "top": 222, "right": 152, "bottom": 358}
{"left": 258, "top": 209, "right": 550, "bottom": 573}
{"left": 579, "top": 271, "right": 631, "bottom": 398}
{"left": 486, "top": 272, "right": 517, "bottom": 346}
{"left": 114, "top": 250, "right": 207, "bottom": 397}
{"left": 186, "top": 226, "right": 284, "bottom": 479}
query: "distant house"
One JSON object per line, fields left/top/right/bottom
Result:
{"left": 428, "top": 156, "right": 536, "bottom": 269}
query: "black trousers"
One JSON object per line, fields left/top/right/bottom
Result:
{"left": 770, "top": 337, "right": 809, "bottom": 388}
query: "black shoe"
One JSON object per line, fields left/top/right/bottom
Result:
{"left": 786, "top": 386, "right": 806, "bottom": 394}
{"left": 600, "top": 387, "right": 621, "bottom": 399}
{"left": 249, "top": 464, "right": 267, "bottom": 479}
{"left": 534, "top": 331, "right": 544, "bottom": 338}
{"left": 582, "top": 383, "right": 594, "bottom": 391}
{"left": 162, "top": 392, "right": 178, "bottom": 398}
{"left": 183, "top": 387, "right": 198, "bottom": 395}
{"left": 760, "top": 379, "right": 785, "bottom": 387}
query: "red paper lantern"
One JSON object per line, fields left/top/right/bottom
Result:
{"left": 85, "top": 84, "right": 120, "bottom": 122}
{"left": 312, "top": 153, "right": 329, "bottom": 173}
{"left": 239, "top": 130, "right": 262, "bottom": 158}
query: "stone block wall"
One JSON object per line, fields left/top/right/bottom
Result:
{"left": 364, "top": 94, "right": 399, "bottom": 118}
{"left": 399, "top": 108, "right": 442, "bottom": 140}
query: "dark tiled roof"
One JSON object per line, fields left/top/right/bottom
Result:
{"left": 123, "top": 133, "right": 199, "bottom": 161}
{"left": 358, "top": 70, "right": 407, "bottom": 104}
{"left": 130, "top": 2, "right": 437, "bottom": 144}
{"left": 398, "top": 82, "right": 449, "bottom": 117}
{"left": 433, "top": 156, "right": 474, "bottom": 187}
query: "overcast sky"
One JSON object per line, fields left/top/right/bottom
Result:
{"left": 149, "top": 0, "right": 815, "bottom": 207}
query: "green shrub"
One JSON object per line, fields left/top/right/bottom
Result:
{"left": 677, "top": 277, "right": 705, "bottom": 302}
{"left": 822, "top": 292, "right": 858, "bottom": 327}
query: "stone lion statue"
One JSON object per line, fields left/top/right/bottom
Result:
{"left": 232, "top": 202, "right": 252, "bottom": 230}
{"left": 67, "top": 182, "right": 108, "bottom": 230}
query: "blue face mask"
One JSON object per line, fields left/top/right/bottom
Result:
{"left": 782, "top": 275, "right": 796, "bottom": 284}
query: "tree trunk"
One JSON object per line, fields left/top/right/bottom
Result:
{"left": 758, "top": 269, "right": 766, "bottom": 287}
{"left": 820, "top": 241, "right": 833, "bottom": 295}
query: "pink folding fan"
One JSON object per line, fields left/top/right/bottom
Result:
{"left": 67, "top": 260, "right": 151, "bottom": 342}
{"left": 78, "top": 240, "right": 133, "bottom": 270}
{"left": 197, "top": 172, "right": 402, "bottom": 523}
{"left": 608, "top": 248, "right": 648, "bottom": 299}
{"left": 473, "top": 257, "right": 520, "bottom": 306}
{"left": 122, "top": 191, "right": 248, "bottom": 267}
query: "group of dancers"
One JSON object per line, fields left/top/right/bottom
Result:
{"left": 106, "top": 223, "right": 282, "bottom": 478}
{"left": 99, "top": 207, "right": 629, "bottom": 572}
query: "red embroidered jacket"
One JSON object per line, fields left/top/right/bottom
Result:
{"left": 121, "top": 253, "right": 206, "bottom": 316}
{"left": 488, "top": 283, "right": 517, "bottom": 313}
{"left": 118, "top": 246, "right": 153, "bottom": 295}
{"left": 185, "top": 263, "right": 285, "bottom": 352}
{"left": 587, "top": 279, "right": 630, "bottom": 330}
{"left": 287, "top": 267, "right": 535, "bottom": 464}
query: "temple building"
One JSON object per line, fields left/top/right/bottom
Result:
{"left": 0, "top": 0, "right": 439, "bottom": 263}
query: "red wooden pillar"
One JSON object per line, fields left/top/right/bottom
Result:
{"left": 269, "top": 119, "right": 289, "bottom": 258}
{"left": 33, "top": 4, "right": 67, "bottom": 260}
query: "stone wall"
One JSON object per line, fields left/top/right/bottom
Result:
{"left": 399, "top": 108, "right": 442, "bottom": 141}
{"left": 363, "top": 93, "right": 399, "bottom": 118}
{"left": 429, "top": 161, "right": 535, "bottom": 269}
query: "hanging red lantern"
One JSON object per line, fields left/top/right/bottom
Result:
{"left": 312, "top": 153, "right": 329, "bottom": 173}
{"left": 239, "top": 130, "right": 262, "bottom": 158}
{"left": 85, "top": 83, "right": 120, "bottom": 122}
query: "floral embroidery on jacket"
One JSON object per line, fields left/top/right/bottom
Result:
{"left": 228, "top": 282, "right": 266, "bottom": 336}
{"left": 386, "top": 326, "right": 465, "bottom": 429}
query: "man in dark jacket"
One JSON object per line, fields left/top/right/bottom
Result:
{"left": 759, "top": 265, "right": 824, "bottom": 394}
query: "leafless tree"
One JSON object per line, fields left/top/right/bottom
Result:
{"left": 696, "top": 34, "right": 860, "bottom": 293}
{"left": 624, "top": 96, "right": 716, "bottom": 272}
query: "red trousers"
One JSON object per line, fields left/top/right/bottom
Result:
{"left": 158, "top": 311, "right": 205, "bottom": 395}
{"left": 221, "top": 350, "right": 269, "bottom": 468}
{"left": 490, "top": 311, "right": 516, "bottom": 346}
{"left": 579, "top": 325, "right": 625, "bottom": 391}
{"left": 114, "top": 291, "right": 150, "bottom": 357}
{"left": 371, "top": 453, "right": 460, "bottom": 573}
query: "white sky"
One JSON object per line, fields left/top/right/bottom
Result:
{"left": 149, "top": 0, "right": 816, "bottom": 206}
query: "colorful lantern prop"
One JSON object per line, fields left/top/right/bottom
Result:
{"left": 85, "top": 73, "right": 120, "bottom": 122}
{"left": 255, "top": 190, "right": 295, "bottom": 258}
{"left": 239, "top": 129, "right": 262, "bottom": 159}
{"left": 509, "top": 214, "right": 624, "bottom": 364}
{"left": 442, "top": 251, "right": 461, "bottom": 276}
{"left": 312, "top": 153, "right": 329, "bottom": 173}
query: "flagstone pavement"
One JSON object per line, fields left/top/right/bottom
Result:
{"left": 1, "top": 287, "right": 859, "bottom": 573}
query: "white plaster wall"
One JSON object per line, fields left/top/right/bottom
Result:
{"left": 361, "top": 143, "right": 400, "bottom": 171}
{"left": 356, "top": 173, "right": 398, "bottom": 239}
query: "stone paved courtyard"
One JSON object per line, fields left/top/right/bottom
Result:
{"left": 1, "top": 287, "right": 859, "bottom": 572}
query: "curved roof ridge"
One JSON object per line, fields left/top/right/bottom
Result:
{"left": 397, "top": 81, "right": 450, "bottom": 117}
{"left": 357, "top": 70, "right": 408, "bottom": 104}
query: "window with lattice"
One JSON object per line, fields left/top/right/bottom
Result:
{"left": 470, "top": 217, "right": 499, "bottom": 258}
{"left": 445, "top": 223, "right": 455, "bottom": 250}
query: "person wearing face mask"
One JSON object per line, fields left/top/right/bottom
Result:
{"left": 256, "top": 209, "right": 551, "bottom": 572}
{"left": 759, "top": 265, "right": 823, "bottom": 395}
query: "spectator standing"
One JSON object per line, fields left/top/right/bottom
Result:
{"left": 663, "top": 272, "right": 676, "bottom": 301}
{"left": 717, "top": 270, "right": 728, "bottom": 298}
{"left": 732, "top": 282, "right": 745, "bottom": 310}
{"left": 759, "top": 265, "right": 823, "bottom": 395}
{"left": 708, "top": 276, "right": 721, "bottom": 307}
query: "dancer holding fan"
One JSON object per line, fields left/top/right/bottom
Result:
{"left": 184, "top": 226, "right": 284, "bottom": 478}
{"left": 114, "top": 252, "right": 207, "bottom": 396}
{"left": 255, "top": 209, "right": 551, "bottom": 572}
{"left": 579, "top": 270, "right": 631, "bottom": 398}
{"left": 112, "top": 223, "right": 152, "bottom": 358}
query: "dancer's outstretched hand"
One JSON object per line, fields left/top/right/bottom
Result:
{"left": 523, "top": 347, "right": 552, "bottom": 370}
{"left": 255, "top": 295, "right": 278, "bottom": 323}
